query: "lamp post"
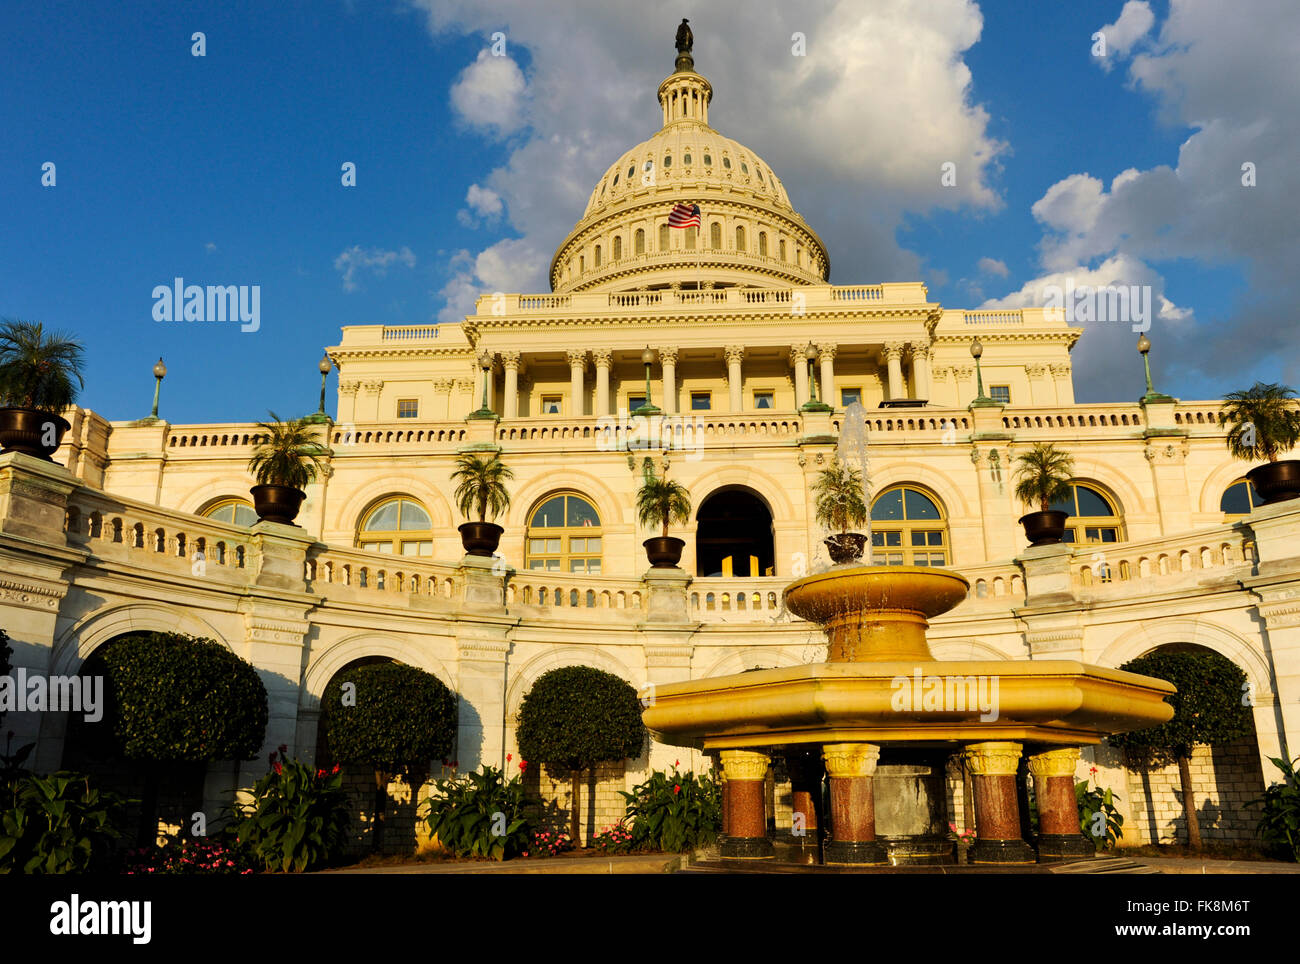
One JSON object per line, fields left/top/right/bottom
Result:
{"left": 1137, "top": 333, "right": 1175, "bottom": 404}
{"left": 800, "top": 343, "right": 831, "bottom": 413}
{"left": 468, "top": 349, "right": 498, "bottom": 419}
{"left": 304, "top": 353, "right": 333, "bottom": 423}
{"left": 633, "top": 347, "right": 661, "bottom": 416}
{"left": 968, "top": 337, "right": 998, "bottom": 408}
{"left": 147, "top": 358, "right": 166, "bottom": 421}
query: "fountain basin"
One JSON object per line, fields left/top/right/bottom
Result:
{"left": 783, "top": 566, "right": 970, "bottom": 662}
{"left": 641, "top": 659, "right": 1175, "bottom": 750}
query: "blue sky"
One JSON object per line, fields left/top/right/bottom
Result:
{"left": 2, "top": 0, "right": 1295, "bottom": 423}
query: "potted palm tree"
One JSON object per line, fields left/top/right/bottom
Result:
{"left": 451, "top": 452, "right": 513, "bottom": 555}
{"left": 0, "top": 319, "right": 85, "bottom": 459}
{"left": 813, "top": 458, "right": 869, "bottom": 564}
{"left": 1220, "top": 382, "right": 1300, "bottom": 504}
{"left": 1012, "top": 442, "right": 1075, "bottom": 546}
{"left": 246, "top": 413, "right": 329, "bottom": 525}
{"left": 636, "top": 465, "right": 692, "bottom": 568}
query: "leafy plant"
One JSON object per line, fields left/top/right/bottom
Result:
{"left": 620, "top": 765, "right": 721, "bottom": 853}
{"left": 233, "top": 749, "right": 351, "bottom": 873}
{"left": 1250, "top": 755, "right": 1300, "bottom": 862}
{"left": 0, "top": 629, "right": 11, "bottom": 729}
{"left": 635, "top": 466, "right": 692, "bottom": 537}
{"left": 1012, "top": 442, "right": 1075, "bottom": 511}
{"left": 421, "top": 763, "right": 533, "bottom": 861}
{"left": 1076, "top": 779, "right": 1124, "bottom": 851}
{"left": 527, "top": 827, "right": 574, "bottom": 858}
{"left": 1219, "top": 382, "right": 1300, "bottom": 463}
{"left": 321, "top": 661, "right": 456, "bottom": 853}
{"left": 247, "top": 412, "right": 329, "bottom": 488}
{"left": 79, "top": 631, "right": 268, "bottom": 846}
{"left": 122, "top": 834, "right": 256, "bottom": 875}
{"left": 1108, "top": 649, "right": 1252, "bottom": 850}
{"left": 450, "top": 452, "right": 513, "bottom": 522}
{"left": 0, "top": 771, "right": 127, "bottom": 874}
{"left": 812, "top": 458, "right": 868, "bottom": 533}
{"left": 592, "top": 821, "right": 636, "bottom": 854}
{"left": 0, "top": 319, "right": 85, "bottom": 412}
{"left": 516, "top": 666, "right": 646, "bottom": 844}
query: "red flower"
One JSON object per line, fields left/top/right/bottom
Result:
{"left": 674, "top": 759, "right": 680, "bottom": 767}
{"left": 519, "top": 760, "right": 527, "bottom": 772}
{"left": 507, "top": 753, "right": 512, "bottom": 763}
{"left": 673, "top": 784, "right": 681, "bottom": 795}
{"left": 273, "top": 761, "right": 282, "bottom": 774}
{"left": 331, "top": 763, "right": 340, "bottom": 774}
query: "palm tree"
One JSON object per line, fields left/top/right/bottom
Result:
{"left": 813, "top": 459, "right": 868, "bottom": 534}
{"left": 0, "top": 319, "right": 85, "bottom": 412}
{"left": 1220, "top": 382, "right": 1300, "bottom": 463}
{"left": 1012, "top": 442, "right": 1075, "bottom": 512}
{"left": 636, "top": 472, "right": 692, "bottom": 537}
{"left": 451, "top": 453, "right": 513, "bottom": 522}
{"left": 247, "top": 413, "right": 329, "bottom": 488}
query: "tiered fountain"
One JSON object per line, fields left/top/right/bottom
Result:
{"left": 643, "top": 408, "right": 1175, "bottom": 867}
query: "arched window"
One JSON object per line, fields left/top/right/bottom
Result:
{"left": 635, "top": 228, "right": 645, "bottom": 255}
{"left": 613, "top": 236, "right": 622, "bottom": 260}
{"left": 735, "top": 226, "right": 746, "bottom": 252}
{"left": 1220, "top": 478, "right": 1262, "bottom": 517}
{"left": 202, "top": 499, "right": 258, "bottom": 526}
{"left": 659, "top": 223, "right": 670, "bottom": 251}
{"left": 358, "top": 497, "right": 433, "bottom": 555}
{"left": 710, "top": 222, "right": 722, "bottom": 249}
{"left": 526, "top": 494, "right": 602, "bottom": 573}
{"left": 1049, "top": 483, "right": 1123, "bottom": 544}
{"left": 758, "top": 232, "right": 768, "bottom": 256}
{"left": 870, "top": 485, "right": 948, "bottom": 566}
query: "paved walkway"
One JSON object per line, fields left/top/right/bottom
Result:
{"left": 1125, "top": 856, "right": 1300, "bottom": 874}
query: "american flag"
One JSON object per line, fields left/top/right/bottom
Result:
{"left": 668, "top": 202, "right": 701, "bottom": 228}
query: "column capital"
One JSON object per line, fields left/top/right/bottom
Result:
{"left": 565, "top": 348, "right": 587, "bottom": 368}
{"left": 816, "top": 342, "right": 837, "bottom": 361}
{"left": 591, "top": 347, "right": 613, "bottom": 367}
{"left": 431, "top": 377, "right": 452, "bottom": 392}
{"left": 724, "top": 344, "right": 746, "bottom": 365}
{"left": 908, "top": 341, "right": 930, "bottom": 358}
{"left": 1025, "top": 363, "right": 1048, "bottom": 378}
{"left": 719, "top": 749, "right": 771, "bottom": 781}
{"left": 452, "top": 377, "right": 473, "bottom": 393}
{"left": 821, "top": 742, "right": 881, "bottom": 778}
{"left": 1049, "top": 363, "right": 1071, "bottom": 377}
{"left": 500, "top": 350, "right": 521, "bottom": 370}
{"left": 883, "top": 341, "right": 906, "bottom": 360}
{"left": 963, "top": 741, "right": 1023, "bottom": 776}
{"left": 339, "top": 380, "right": 361, "bottom": 396}
{"left": 1027, "top": 747, "right": 1080, "bottom": 781}
{"left": 656, "top": 345, "right": 679, "bottom": 365}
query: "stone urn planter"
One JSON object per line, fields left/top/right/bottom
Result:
{"left": 824, "top": 532, "right": 868, "bottom": 565}
{"left": 459, "top": 521, "right": 504, "bottom": 557}
{"left": 643, "top": 536, "right": 685, "bottom": 568}
{"left": 1019, "top": 510, "right": 1068, "bottom": 547}
{"left": 0, "top": 408, "right": 70, "bottom": 460}
{"left": 250, "top": 484, "right": 306, "bottom": 526}
{"left": 1246, "top": 460, "right": 1300, "bottom": 505}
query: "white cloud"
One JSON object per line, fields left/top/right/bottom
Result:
{"left": 449, "top": 49, "right": 528, "bottom": 137}
{"left": 976, "top": 256, "right": 1008, "bottom": 278}
{"left": 205, "top": 242, "right": 217, "bottom": 252}
{"left": 437, "top": 238, "right": 548, "bottom": 322}
{"left": 414, "top": 0, "right": 1007, "bottom": 302}
{"left": 457, "top": 183, "right": 505, "bottom": 227}
{"left": 333, "top": 245, "right": 417, "bottom": 292}
{"left": 1095, "top": 1, "right": 1155, "bottom": 70}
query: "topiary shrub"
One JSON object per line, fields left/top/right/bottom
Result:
{"left": 321, "top": 661, "right": 456, "bottom": 853}
{"left": 83, "top": 632, "right": 268, "bottom": 847}
{"left": 1108, "top": 648, "right": 1252, "bottom": 850}
{"left": 516, "top": 666, "right": 645, "bottom": 844}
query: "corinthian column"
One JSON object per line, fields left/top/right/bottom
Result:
{"left": 884, "top": 342, "right": 906, "bottom": 400}
{"left": 566, "top": 349, "right": 587, "bottom": 417}
{"left": 910, "top": 342, "right": 931, "bottom": 402}
{"left": 501, "top": 351, "right": 521, "bottom": 419}
{"left": 658, "top": 346, "right": 678, "bottom": 414}
{"left": 725, "top": 345, "right": 745, "bottom": 412}
{"left": 790, "top": 346, "right": 809, "bottom": 407}
{"left": 592, "top": 348, "right": 613, "bottom": 416}
{"left": 817, "top": 343, "right": 837, "bottom": 409}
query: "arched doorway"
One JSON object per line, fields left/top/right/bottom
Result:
{"left": 696, "top": 488, "right": 774, "bottom": 577}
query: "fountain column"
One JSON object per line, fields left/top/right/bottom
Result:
{"left": 719, "top": 750, "right": 773, "bottom": 858}
{"left": 1028, "top": 747, "right": 1093, "bottom": 862}
{"left": 962, "top": 742, "right": 1036, "bottom": 865}
{"left": 821, "top": 743, "right": 888, "bottom": 865}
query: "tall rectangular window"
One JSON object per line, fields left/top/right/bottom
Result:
{"left": 990, "top": 385, "right": 1011, "bottom": 405}
{"left": 397, "top": 399, "right": 418, "bottom": 418}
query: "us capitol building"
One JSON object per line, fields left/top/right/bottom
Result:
{"left": 4, "top": 36, "right": 1298, "bottom": 849}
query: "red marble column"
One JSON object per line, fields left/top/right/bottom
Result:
{"left": 821, "top": 743, "right": 887, "bottom": 865}
{"left": 1029, "top": 747, "right": 1093, "bottom": 862}
{"left": 962, "top": 742, "right": 1035, "bottom": 864}
{"left": 719, "top": 750, "right": 773, "bottom": 859}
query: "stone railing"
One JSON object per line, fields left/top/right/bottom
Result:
{"left": 955, "top": 561, "right": 1026, "bottom": 607}
{"left": 165, "top": 424, "right": 270, "bottom": 450}
{"left": 307, "top": 543, "right": 462, "bottom": 600}
{"left": 963, "top": 310, "right": 1024, "bottom": 326}
{"left": 506, "top": 572, "right": 645, "bottom": 613}
{"left": 1068, "top": 523, "right": 1255, "bottom": 589}
{"left": 382, "top": 325, "right": 441, "bottom": 341}
{"left": 689, "top": 577, "right": 789, "bottom": 622}
{"left": 831, "top": 412, "right": 972, "bottom": 435}
{"left": 329, "top": 423, "right": 469, "bottom": 447}
{"left": 496, "top": 413, "right": 805, "bottom": 449}
{"left": 999, "top": 404, "right": 1146, "bottom": 432}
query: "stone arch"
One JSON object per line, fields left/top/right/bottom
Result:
{"left": 504, "top": 647, "right": 635, "bottom": 723}
{"left": 300, "top": 632, "right": 456, "bottom": 713}
{"left": 504, "top": 469, "right": 627, "bottom": 530}
{"left": 51, "top": 603, "right": 231, "bottom": 678}
{"left": 688, "top": 463, "right": 795, "bottom": 521}
{"left": 929, "top": 637, "right": 1016, "bottom": 661}
{"left": 1196, "top": 459, "right": 1258, "bottom": 515}
{"left": 1063, "top": 457, "right": 1147, "bottom": 520}
{"left": 329, "top": 475, "right": 454, "bottom": 535}
{"left": 861, "top": 460, "right": 973, "bottom": 520}
{"left": 699, "top": 647, "right": 805, "bottom": 678}
{"left": 176, "top": 481, "right": 257, "bottom": 518}
{"left": 1095, "top": 618, "right": 1274, "bottom": 701}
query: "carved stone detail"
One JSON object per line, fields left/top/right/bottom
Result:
{"left": 1027, "top": 748, "right": 1080, "bottom": 781}
{"left": 720, "top": 749, "right": 771, "bottom": 782}
{"left": 821, "top": 742, "right": 881, "bottom": 778}
{"left": 963, "top": 741, "right": 1023, "bottom": 776}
